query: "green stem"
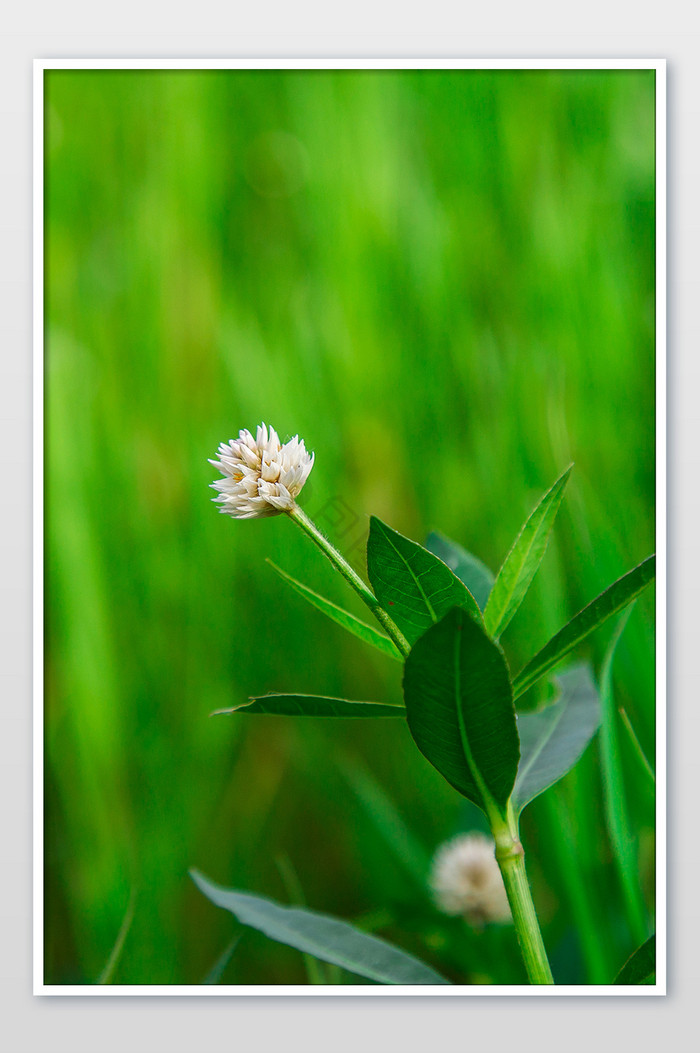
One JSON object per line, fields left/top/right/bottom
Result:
{"left": 288, "top": 505, "right": 411, "bottom": 658}
{"left": 491, "top": 806, "right": 554, "bottom": 985}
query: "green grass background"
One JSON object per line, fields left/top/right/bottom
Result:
{"left": 44, "top": 68, "right": 656, "bottom": 985}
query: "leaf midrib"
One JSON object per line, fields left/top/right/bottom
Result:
{"left": 452, "top": 622, "right": 495, "bottom": 814}
{"left": 486, "top": 470, "right": 569, "bottom": 636}
{"left": 490, "top": 503, "right": 550, "bottom": 626}
{"left": 379, "top": 521, "right": 437, "bottom": 620}
{"left": 241, "top": 901, "right": 401, "bottom": 984}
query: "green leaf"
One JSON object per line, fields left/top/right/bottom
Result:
{"left": 512, "top": 664, "right": 601, "bottom": 813}
{"left": 190, "top": 870, "right": 450, "bottom": 985}
{"left": 267, "top": 559, "right": 402, "bottom": 661}
{"left": 512, "top": 556, "right": 656, "bottom": 701}
{"left": 426, "top": 531, "right": 495, "bottom": 611}
{"left": 367, "top": 516, "right": 481, "bottom": 646}
{"left": 402, "top": 606, "right": 519, "bottom": 813}
{"left": 213, "top": 694, "right": 405, "bottom": 719}
{"left": 613, "top": 935, "right": 656, "bottom": 985}
{"left": 484, "top": 466, "right": 572, "bottom": 638}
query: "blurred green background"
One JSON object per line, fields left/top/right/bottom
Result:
{"left": 44, "top": 68, "right": 656, "bottom": 985}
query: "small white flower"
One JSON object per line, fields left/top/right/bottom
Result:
{"left": 209, "top": 423, "right": 314, "bottom": 519}
{"left": 430, "top": 833, "right": 512, "bottom": 925}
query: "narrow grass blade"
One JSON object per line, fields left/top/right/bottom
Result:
{"left": 426, "top": 532, "right": 495, "bottom": 611}
{"left": 190, "top": 870, "right": 450, "bottom": 985}
{"left": 484, "top": 466, "right": 572, "bottom": 638}
{"left": 276, "top": 855, "right": 327, "bottom": 985}
{"left": 213, "top": 694, "right": 405, "bottom": 719}
{"left": 97, "top": 890, "right": 135, "bottom": 985}
{"left": 367, "top": 516, "right": 482, "bottom": 645}
{"left": 512, "top": 556, "right": 655, "bottom": 700}
{"left": 202, "top": 934, "right": 241, "bottom": 984}
{"left": 613, "top": 934, "right": 656, "bottom": 985}
{"left": 599, "top": 609, "right": 648, "bottom": 946}
{"left": 338, "top": 757, "right": 432, "bottom": 888}
{"left": 267, "top": 560, "right": 402, "bottom": 661}
{"left": 619, "top": 707, "right": 655, "bottom": 785}
{"left": 541, "top": 790, "right": 610, "bottom": 984}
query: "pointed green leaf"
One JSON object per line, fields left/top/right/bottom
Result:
{"left": 426, "top": 531, "right": 495, "bottom": 611}
{"left": 512, "top": 664, "right": 601, "bottom": 813}
{"left": 484, "top": 466, "right": 573, "bottom": 638}
{"left": 213, "top": 694, "right": 405, "bottom": 718}
{"left": 367, "top": 516, "right": 481, "bottom": 645}
{"left": 190, "top": 870, "right": 450, "bottom": 985}
{"left": 402, "top": 606, "right": 519, "bottom": 812}
{"left": 613, "top": 935, "right": 656, "bottom": 985}
{"left": 512, "top": 556, "right": 655, "bottom": 700}
{"left": 267, "top": 560, "right": 402, "bottom": 661}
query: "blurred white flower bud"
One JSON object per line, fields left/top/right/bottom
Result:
{"left": 430, "top": 833, "right": 512, "bottom": 925}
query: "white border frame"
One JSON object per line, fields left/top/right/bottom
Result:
{"left": 33, "top": 57, "right": 666, "bottom": 997}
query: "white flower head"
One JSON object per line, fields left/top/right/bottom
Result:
{"left": 430, "top": 833, "right": 512, "bottom": 925}
{"left": 209, "top": 423, "right": 314, "bottom": 519}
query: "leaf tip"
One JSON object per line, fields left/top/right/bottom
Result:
{"left": 210, "top": 700, "right": 254, "bottom": 717}
{"left": 557, "top": 462, "right": 574, "bottom": 485}
{"left": 189, "top": 867, "right": 205, "bottom": 890}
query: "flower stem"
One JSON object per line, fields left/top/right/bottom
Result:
{"left": 491, "top": 806, "right": 554, "bottom": 985}
{"left": 288, "top": 505, "right": 411, "bottom": 658}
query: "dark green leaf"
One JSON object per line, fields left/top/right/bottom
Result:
{"left": 213, "top": 694, "right": 405, "bottom": 719}
{"left": 512, "top": 665, "right": 601, "bottom": 813}
{"left": 402, "top": 606, "right": 519, "bottom": 813}
{"left": 484, "top": 466, "right": 572, "bottom": 638}
{"left": 512, "top": 556, "right": 656, "bottom": 700}
{"left": 190, "top": 870, "right": 450, "bottom": 985}
{"left": 267, "top": 560, "right": 402, "bottom": 661}
{"left": 426, "top": 531, "right": 495, "bottom": 611}
{"left": 367, "top": 516, "right": 481, "bottom": 645}
{"left": 613, "top": 935, "right": 656, "bottom": 985}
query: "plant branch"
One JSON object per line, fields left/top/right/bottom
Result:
{"left": 288, "top": 505, "right": 411, "bottom": 658}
